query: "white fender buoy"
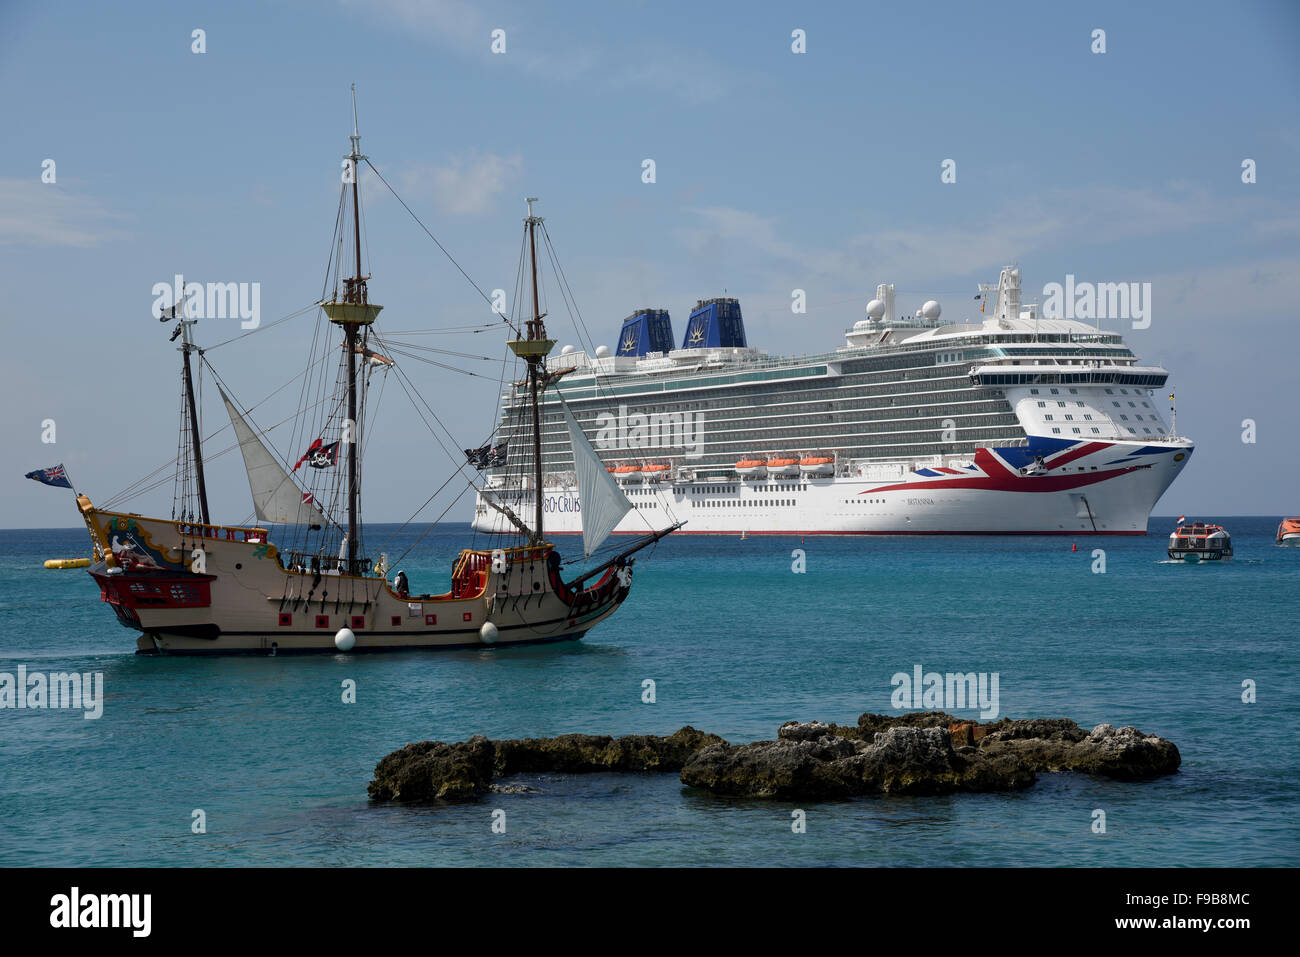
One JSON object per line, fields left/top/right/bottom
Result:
{"left": 479, "top": 621, "right": 499, "bottom": 644}
{"left": 334, "top": 627, "right": 356, "bottom": 652}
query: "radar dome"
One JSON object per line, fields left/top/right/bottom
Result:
{"left": 865, "top": 298, "right": 886, "bottom": 320}
{"left": 595, "top": 345, "right": 611, "bottom": 358}
{"left": 921, "top": 300, "right": 942, "bottom": 321}
{"left": 560, "top": 344, "right": 576, "bottom": 355}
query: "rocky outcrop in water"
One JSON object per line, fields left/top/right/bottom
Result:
{"left": 367, "top": 726, "right": 723, "bottom": 802}
{"left": 681, "top": 723, "right": 1036, "bottom": 798}
{"left": 368, "top": 712, "right": 1179, "bottom": 803}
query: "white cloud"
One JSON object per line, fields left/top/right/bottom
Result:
{"left": 339, "top": 0, "right": 731, "bottom": 100}
{"left": 398, "top": 152, "right": 523, "bottom": 216}
{"left": 0, "top": 178, "right": 126, "bottom": 247}
{"left": 678, "top": 183, "right": 1237, "bottom": 292}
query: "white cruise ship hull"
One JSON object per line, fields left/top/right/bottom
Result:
{"left": 475, "top": 438, "right": 1192, "bottom": 536}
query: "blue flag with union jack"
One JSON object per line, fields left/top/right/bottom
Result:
{"left": 25, "top": 464, "right": 73, "bottom": 489}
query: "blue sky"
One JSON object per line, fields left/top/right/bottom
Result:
{"left": 2, "top": 0, "right": 1298, "bottom": 527}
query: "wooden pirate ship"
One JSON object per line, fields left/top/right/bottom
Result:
{"left": 66, "top": 90, "right": 677, "bottom": 654}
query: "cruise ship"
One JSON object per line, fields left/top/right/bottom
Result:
{"left": 472, "top": 266, "right": 1192, "bottom": 536}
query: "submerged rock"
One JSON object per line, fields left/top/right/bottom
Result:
{"left": 369, "top": 713, "right": 1179, "bottom": 803}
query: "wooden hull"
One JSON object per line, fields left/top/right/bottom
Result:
{"left": 82, "top": 506, "right": 630, "bottom": 655}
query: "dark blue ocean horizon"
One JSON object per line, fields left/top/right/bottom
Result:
{"left": 1, "top": 517, "right": 1295, "bottom": 866}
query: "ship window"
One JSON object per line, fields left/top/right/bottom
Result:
{"left": 1030, "top": 388, "right": 1040, "bottom": 395}
{"left": 1045, "top": 414, "right": 1053, "bottom": 420}
{"left": 1037, "top": 401, "right": 1046, "bottom": 407}
{"left": 1128, "top": 401, "right": 1136, "bottom": 407}
{"left": 1091, "top": 427, "right": 1100, "bottom": 434}
{"left": 1065, "top": 414, "right": 1074, "bottom": 420}
{"left": 1050, "top": 388, "right": 1059, "bottom": 394}
{"left": 1069, "top": 388, "right": 1078, "bottom": 394}
{"left": 1052, "top": 427, "right": 1061, "bottom": 434}
{"left": 1084, "top": 414, "right": 1093, "bottom": 420}
{"left": 1072, "top": 428, "right": 1081, "bottom": 434}
{"left": 1120, "top": 414, "right": 1128, "bottom": 420}
{"left": 1076, "top": 401, "right": 1085, "bottom": 407}
{"left": 1113, "top": 401, "right": 1121, "bottom": 407}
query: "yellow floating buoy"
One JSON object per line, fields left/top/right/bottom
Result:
{"left": 44, "top": 558, "right": 91, "bottom": 569}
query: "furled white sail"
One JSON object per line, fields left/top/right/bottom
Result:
{"left": 220, "top": 389, "right": 329, "bottom": 527}
{"left": 561, "top": 397, "right": 632, "bottom": 559}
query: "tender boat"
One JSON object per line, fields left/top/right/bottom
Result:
{"left": 766, "top": 456, "right": 800, "bottom": 478}
{"left": 1168, "top": 522, "right": 1233, "bottom": 562}
{"left": 613, "top": 464, "right": 643, "bottom": 483}
{"left": 1277, "top": 518, "right": 1300, "bottom": 546}
{"left": 735, "top": 457, "right": 767, "bottom": 477}
{"left": 799, "top": 454, "right": 835, "bottom": 476}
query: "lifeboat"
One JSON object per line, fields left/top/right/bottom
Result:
{"left": 641, "top": 463, "right": 671, "bottom": 482}
{"left": 735, "top": 457, "right": 767, "bottom": 477}
{"left": 799, "top": 455, "right": 835, "bottom": 476}
{"left": 613, "top": 464, "right": 643, "bottom": 483}
{"left": 766, "top": 456, "right": 800, "bottom": 478}
{"left": 1277, "top": 517, "right": 1300, "bottom": 546}
{"left": 1168, "top": 522, "right": 1233, "bottom": 562}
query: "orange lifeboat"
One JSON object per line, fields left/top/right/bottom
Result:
{"left": 641, "top": 463, "right": 671, "bottom": 482}
{"left": 1277, "top": 517, "right": 1300, "bottom": 546}
{"left": 799, "top": 454, "right": 834, "bottom": 476}
{"left": 766, "top": 455, "right": 799, "bottom": 478}
{"left": 735, "top": 457, "right": 767, "bottom": 477}
{"left": 613, "top": 464, "right": 642, "bottom": 482}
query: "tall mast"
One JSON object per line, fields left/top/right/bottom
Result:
{"left": 322, "top": 84, "right": 382, "bottom": 573}
{"left": 165, "top": 277, "right": 210, "bottom": 525}
{"left": 508, "top": 197, "right": 555, "bottom": 545}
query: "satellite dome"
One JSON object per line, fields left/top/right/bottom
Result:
{"left": 595, "top": 345, "right": 611, "bottom": 358}
{"left": 921, "top": 300, "right": 942, "bottom": 321}
{"left": 865, "top": 298, "right": 886, "bottom": 320}
{"left": 1010, "top": 267, "right": 1020, "bottom": 279}
{"left": 561, "top": 344, "right": 576, "bottom": 355}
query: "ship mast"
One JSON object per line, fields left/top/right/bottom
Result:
{"left": 322, "top": 84, "right": 382, "bottom": 574}
{"left": 164, "top": 278, "right": 210, "bottom": 526}
{"left": 508, "top": 197, "right": 555, "bottom": 545}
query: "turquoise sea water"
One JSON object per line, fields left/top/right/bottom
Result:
{"left": 0, "top": 519, "right": 1295, "bottom": 867}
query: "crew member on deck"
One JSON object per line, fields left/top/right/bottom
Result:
{"left": 393, "top": 569, "right": 409, "bottom": 598}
